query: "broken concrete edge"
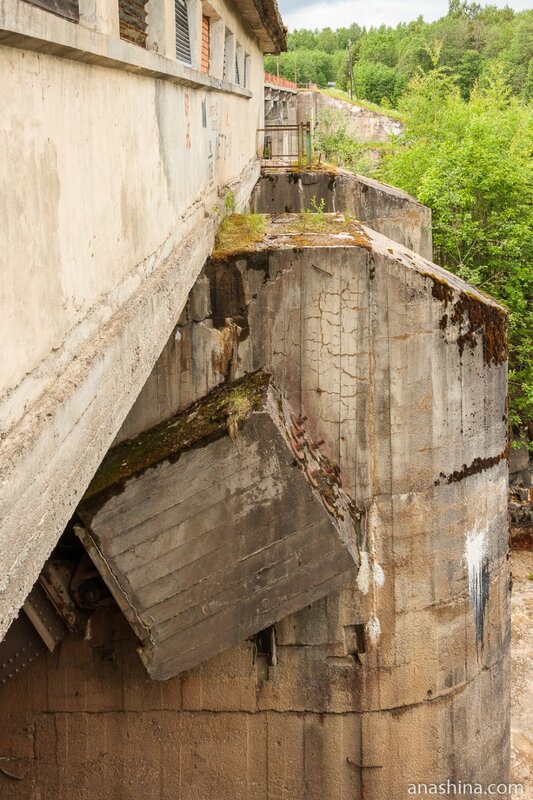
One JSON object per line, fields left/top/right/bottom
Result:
{"left": 74, "top": 523, "right": 154, "bottom": 648}
{"left": 259, "top": 166, "right": 425, "bottom": 208}
{"left": 213, "top": 212, "right": 373, "bottom": 257}
{"left": 141, "top": 566, "right": 359, "bottom": 681}
{"left": 262, "top": 164, "right": 340, "bottom": 179}
{"left": 266, "top": 389, "right": 361, "bottom": 565}
{"left": 77, "top": 375, "right": 363, "bottom": 678}
{"left": 334, "top": 168, "right": 425, "bottom": 206}
{"left": 81, "top": 370, "right": 272, "bottom": 505}
{"left": 213, "top": 213, "right": 508, "bottom": 367}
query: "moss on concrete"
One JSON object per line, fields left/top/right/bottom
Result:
{"left": 83, "top": 372, "right": 271, "bottom": 501}
{"left": 424, "top": 270, "right": 508, "bottom": 366}
{"left": 213, "top": 214, "right": 267, "bottom": 258}
{"left": 273, "top": 213, "right": 373, "bottom": 250}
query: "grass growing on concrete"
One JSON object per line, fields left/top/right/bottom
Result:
{"left": 275, "top": 211, "right": 373, "bottom": 250}
{"left": 82, "top": 372, "right": 271, "bottom": 502}
{"left": 213, "top": 214, "right": 267, "bottom": 257}
{"left": 299, "top": 197, "right": 327, "bottom": 232}
{"left": 322, "top": 88, "right": 405, "bottom": 121}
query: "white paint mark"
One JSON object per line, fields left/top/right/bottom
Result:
{"left": 366, "top": 616, "right": 381, "bottom": 645}
{"left": 465, "top": 525, "right": 485, "bottom": 608}
{"left": 464, "top": 524, "right": 488, "bottom": 644}
{"left": 373, "top": 562, "right": 385, "bottom": 588}
{"left": 356, "top": 552, "right": 370, "bottom": 594}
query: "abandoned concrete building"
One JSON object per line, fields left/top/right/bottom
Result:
{"left": 0, "top": 0, "right": 511, "bottom": 796}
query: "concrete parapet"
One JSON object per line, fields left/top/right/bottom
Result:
{"left": 250, "top": 169, "right": 433, "bottom": 259}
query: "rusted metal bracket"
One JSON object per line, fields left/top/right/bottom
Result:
{"left": 347, "top": 757, "right": 383, "bottom": 769}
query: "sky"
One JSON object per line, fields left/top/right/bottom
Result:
{"left": 278, "top": 0, "right": 532, "bottom": 32}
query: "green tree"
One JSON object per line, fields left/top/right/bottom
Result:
{"left": 456, "top": 49, "right": 484, "bottom": 97}
{"left": 354, "top": 61, "right": 403, "bottom": 105}
{"left": 524, "top": 59, "right": 533, "bottom": 101}
{"left": 316, "top": 27, "right": 338, "bottom": 54}
{"left": 380, "top": 64, "right": 533, "bottom": 429}
{"left": 358, "top": 27, "right": 398, "bottom": 67}
{"left": 288, "top": 29, "right": 318, "bottom": 51}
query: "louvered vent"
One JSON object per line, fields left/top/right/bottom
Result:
{"left": 175, "top": 0, "right": 191, "bottom": 64}
{"left": 119, "top": 0, "right": 147, "bottom": 47}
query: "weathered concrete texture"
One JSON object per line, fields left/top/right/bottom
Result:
{"left": 77, "top": 376, "right": 359, "bottom": 679}
{"left": 297, "top": 90, "right": 403, "bottom": 143}
{"left": 0, "top": 215, "right": 509, "bottom": 798}
{"left": 110, "top": 214, "right": 509, "bottom": 794}
{"left": 250, "top": 170, "right": 433, "bottom": 259}
{"left": 0, "top": 0, "right": 267, "bottom": 637}
{"left": 0, "top": 161, "right": 260, "bottom": 643}
{"left": 263, "top": 84, "right": 297, "bottom": 162}
{"left": 0, "top": 604, "right": 366, "bottom": 800}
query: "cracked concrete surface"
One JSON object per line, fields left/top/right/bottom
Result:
{"left": 0, "top": 214, "right": 510, "bottom": 799}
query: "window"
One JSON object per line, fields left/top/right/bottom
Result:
{"left": 200, "top": 14, "right": 210, "bottom": 74}
{"left": 22, "top": 0, "right": 79, "bottom": 23}
{"left": 175, "top": 0, "right": 191, "bottom": 64}
{"left": 223, "top": 27, "right": 234, "bottom": 82}
{"left": 244, "top": 53, "right": 251, "bottom": 88}
{"left": 119, "top": 0, "right": 148, "bottom": 46}
{"left": 235, "top": 41, "right": 243, "bottom": 86}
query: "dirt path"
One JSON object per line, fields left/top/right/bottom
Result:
{"left": 511, "top": 549, "right": 533, "bottom": 793}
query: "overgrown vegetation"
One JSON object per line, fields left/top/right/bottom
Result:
{"left": 322, "top": 88, "right": 405, "bottom": 120}
{"left": 378, "top": 60, "right": 533, "bottom": 432}
{"left": 314, "top": 108, "right": 385, "bottom": 174}
{"left": 265, "top": 2, "right": 533, "bottom": 106}
{"left": 213, "top": 214, "right": 267, "bottom": 257}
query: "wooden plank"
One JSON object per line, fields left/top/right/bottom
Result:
{"left": 86, "top": 434, "right": 280, "bottom": 545}
{"left": 102, "top": 458, "right": 286, "bottom": 571}
{"left": 145, "top": 502, "right": 329, "bottom": 627}
{"left": 126, "top": 479, "right": 309, "bottom": 594}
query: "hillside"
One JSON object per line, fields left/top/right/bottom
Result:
{"left": 265, "top": 2, "right": 533, "bottom": 107}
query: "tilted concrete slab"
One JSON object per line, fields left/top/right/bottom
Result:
{"left": 77, "top": 373, "right": 360, "bottom": 679}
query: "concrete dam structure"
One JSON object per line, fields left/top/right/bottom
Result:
{"left": 0, "top": 0, "right": 511, "bottom": 790}
{"left": 0, "top": 158, "right": 510, "bottom": 796}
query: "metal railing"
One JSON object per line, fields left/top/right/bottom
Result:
{"left": 264, "top": 72, "right": 298, "bottom": 91}
{"left": 258, "top": 122, "right": 313, "bottom": 168}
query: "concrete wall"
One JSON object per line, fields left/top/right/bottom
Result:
{"left": 0, "top": 598, "right": 368, "bottom": 800}
{"left": 27, "top": 215, "right": 508, "bottom": 799}
{"left": 0, "top": 218, "right": 510, "bottom": 798}
{"left": 250, "top": 170, "right": 433, "bottom": 259}
{"left": 0, "top": 0, "right": 269, "bottom": 637}
{"left": 263, "top": 85, "right": 297, "bottom": 161}
{"left": 297, "top": 90, "right": 403, "bottom": 143}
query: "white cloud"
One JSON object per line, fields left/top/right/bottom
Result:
{"left": 279, "top": 0, "right": 532, "bottom": 31}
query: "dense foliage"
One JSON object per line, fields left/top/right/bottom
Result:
{"left": 378, "top": 63, "right": 533, "bottom": 431}
{"left": 265, "top": 3, "right": 533, "bottom": 105}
